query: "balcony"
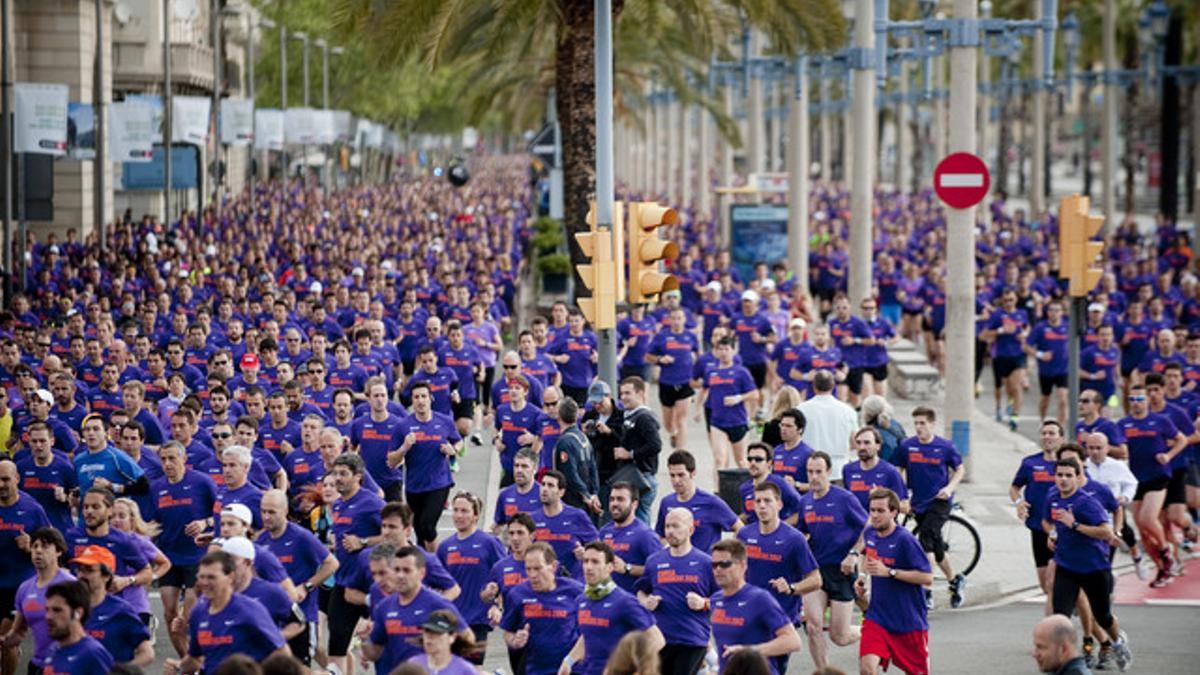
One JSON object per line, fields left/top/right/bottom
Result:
{"left": 115, "top": 40, "right": 216, "bottom": 92}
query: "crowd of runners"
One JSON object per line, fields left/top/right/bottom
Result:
{"left": 0, "top": 155, "right": 1192, "bottom": 675}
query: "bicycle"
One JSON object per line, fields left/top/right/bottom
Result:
{"left": 900, "top": 502, "right": 982, "bottom": 578}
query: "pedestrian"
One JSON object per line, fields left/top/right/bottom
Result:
{"left": 554, "top": 397, "right": 602, "bottom": 518}
{"left": 842, "top": 428, "right": 908, "bottom": 511}
{"left": 615, "top": 377, "right": 663, "bottom": 523}
{"left": 1, "top": 527, "right": 74, "bottom": 672}
{"left": 739, "top": 443, "right": 804, "bottom": 526}
{"left": 71, "top": 544, "right": 154, "bottom": 666}
{"left": 796, "top": 371, "right": 858, "bottom": 476}
{"left": 582, "top": 380, "right": 623, "bottom": 513}
{"left": 498, "top": 542, "right": 582, "bottom": 675}
{"left": 845, "top": 488, "right": 934, "bottom": 675}
{"left": 760, "top": 386, "right": 802, "bottom": 450}
{"left": 436, "top": 491, "right": 506, "bottom": 664}
{"left": 646, "top": 306, "right": 699, "bottom": 450}
{"left": 1032, "top": 615, "right": 1093, "bottom": 675}
{"left": 598, "top": 482, "right": 662, "bottom": 594}
{"left": 697, "top": 337, "right": 758, "bottom": 471}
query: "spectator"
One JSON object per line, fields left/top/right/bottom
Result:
{"left": 1031, "top": 615, "right": 1092, "bottom": 675}
{"left": 760, "top": 385, "right": 802, "bottom": 449}
{"left": 554, "top": 397, "right": 600, "bottom": 517}
{"left": 615, "top": 377, "right": 662, "bottom": 523}
{"left": 797, "top": 371, "right": 859, "bottom": 476}
{"left": 604, "top": 630, "right": 661, "bottom": 675}
{"left": 860, "top": 395, "right": 906, "bottom": 464}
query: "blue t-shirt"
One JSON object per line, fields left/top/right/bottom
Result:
{"left": 397, "top": 412, "right": 461, "bottom": 493}
{"left": 738, "top": 521, "right": 819, "bottom": 622}
{"left": 256, "top": 522, "right": 332, "bottom": 621}
{"left": 655, "top": 489, "right": 738, "bottom": 553}
{"left": 1026, "top": 320, "right": 1070, "bottom": 377}
{"left": 437, "top": 529, "right": 507, "bottom": 626}
{"left": 1080, "top": 345, "right": 1120, "bottom": 398}
{"left": 350, "top": 413, "right": 406, "bottom": 489}
{"left": 244, "top": 576, "right": 302, "bottom": 631}
{"left": 0, "top": 492, "right": 50, "bottom": 586}
{"left": 331, "top": 487, "right": 385, "bottom": 584}
{"left": 548, "top": 331, "right": 598, "bottom": 388}
{"left": 187, "top": 593, "right": 287, "bottom": 673}
{"left": 1011, "top": 453, "right": 1059, "bottom": 532}
{"left": 598, "top": 519, "right": 663, "bottom": 592}
{"left": 43, "top": 635, "right": 114, "bottom": 675}
{"left": 617, "top": 316, "right": 658, "bottom": 370}
{"left": 647, "top": 329, "right": 699, "bottom": 387}
{"left": 73, "top": 446, "right": 144, "bottom": 495}
{"left": 895, "top": 435, "right": 963, "bottom": 512}
{"left": 633, "top": 546, "right": 715, "bottom": 648}
{"left": 1118, "top": 412, "right": 1180, "bottom": 482}
{"left": 499, "top": 579, "right": 583, "bottom": 675}
{"left": 532, "top": 504, "right": 598, "bottom": 579}
{"left": 493, "top": 483, "right": 541, "bottom": 526}
{"left": 841, "top": 460, "right": 908, "bottom": 511}
{"left": 405, "top": 367, "right": 459, "bottom": 416}
{"left": 438, "top": 344, "right": 480, "bottom": 400}
{"left": 711, "top": 583, "right": 792, "bottom": 675}
{"left": 828, "top": 315, "right": 872, "bottom": 368}
{"left": 863, "top": 525, "right": 931, "bottom": 633}
{"left": 214, "top": 481, "right": 264, "bottom": 531}
{"left": 576, "top": 586, "right": 655, "bottom": 675}
{"left": 1043, "top": 489, "right": 1111, "bottom": 574}
{"left": 369, "top": 588, "right": 466, "bottom": 675}
{"left": 732, "top": 312, "right": 774, "bottom": 365}
{"left": 988, "top": 309, "right": 1029, "bottom": 359}
{"left": 85, "top": 593, "right": 149, "bottom": 663}
{"left": 704, "top": 365, "right": 756, "bottom": 429}
{"left": 738, "top": 475, "right": 803, "bottom": 525}
{"left": 1075, "top": 417, "right": 1125, "bottom": 447}
{"left": 1153, "top": 402, "right": 1195, "bottom": 472}
{"left": 487, "top": 555, "right": 528, "bottom": 604}
{"left": 258, "top": 419, "right": 302, "bottom": 458}
{"left": 798, "top": 486, "right": 869, "bottom": 566}
{"left": 771, "top": 339, "right": 810, "bottom": 392}
{"left": 282, "top": 447, "right": 325, "bottom": 496}
{"left": 16, "top": 452, "right": 77, "bottom": 532}
{"left": 772, "top": 441, "right": 814, "bottom": 487}
{"left": 495, "top": 403, "right": 550, "bottom": 476}
{"left": 149, "top": 471, "right": 218, "bottom": 566}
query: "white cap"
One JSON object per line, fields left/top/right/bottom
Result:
{"left": 220, "top": 503, "right": 253, "bottom": 526}
{"left": 310, "top": 281, "right": 323, "bottom": 294}
{"left": 380, "top": 260, "right": 394, "bottom": 271}
{"left": 705, "top": 281, "right": 722, "bottom": 293}
{"left": 761, "top": 279, "right": 776, "bottom": 291}
{"left": 352, "top": 266, "right": 364, "bottom": 276}
{"left": 1087, "top": 302, "right": 1105, "bottom": 313}
{"left": 741, "top": 290, "right": 760, "bottom": 303}
{"left": 33, "top": 389, "right": 53, "bottom": 404}
{"left": 219, "top": 536, "right": 256, "bottom": 561}
{"left": 789, "top": 317, "right": 807, "bottom": 329}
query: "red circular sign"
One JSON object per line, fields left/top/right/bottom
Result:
{"left": 933, "top": 152, "right": 991, "bottom": 210}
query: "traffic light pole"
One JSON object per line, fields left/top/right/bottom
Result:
{"left": 594, "top": 0, "right": 618, "bottom": 389}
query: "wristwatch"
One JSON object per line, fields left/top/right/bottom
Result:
{"left": 888, "top": 568, "right": 897, "bottom": 578}
{"left": 304, "top": 581, "right": 315, "bottom": 592}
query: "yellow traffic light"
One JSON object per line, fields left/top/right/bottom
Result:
{"left": 627, "top": 202, "right": 680, "bottom": 305}
{"left": 575, "top": 201, "right": 625, "bottom": 330}
{"left": 1057, "top": 195, "right": 1105, "bottom": 297}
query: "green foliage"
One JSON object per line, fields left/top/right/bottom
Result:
{"left": 536, "top": 253, "right": 571, "bottom": 276}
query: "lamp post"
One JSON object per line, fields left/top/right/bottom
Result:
{"left": 94, "top": 0, "right": 110, "bottom": 252}
{"left": 292, "top": 31, "right": 309, "bottom": 182}
{"left": 847, "top": 0, "right": 875, "bottom": 309}
{"left": 163, "top": 0, "right": 172, "bottom": 227}
{"left": 211, "top": 0, "right": 224, "bottom": 209}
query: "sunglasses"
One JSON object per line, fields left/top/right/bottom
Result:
{"left": 212, "top": 432, "right": 234, "bottom": 439}
{"left": 711, "top": 560, "right": 735, "bottom": 570}
{"left": 544, "top": 401, "right": 560, "bottom": 407}
{"left": 747, "top": 456, "right": 768, "bottom": 463}
{"left": 503, "top": 364, "right": 519, "bottom": 370}
{"left": 1128, "top": 396, "right": 1147, "bottom": 402}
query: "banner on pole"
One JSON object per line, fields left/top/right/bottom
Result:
{"left": 125, "top": 94, "right": 164, "bottom": 142}
{"left": 172, "top": 96, "right": 211, "bottom": 144}
{"left": 254, "top": 109, "right": 284, "bottom": 151}
{"left": 730, "top": 204, "right": 789, "bottom": 282}
{"left": 110, "top": 101, "right": 156, "bottom": 162}
{"left": 221, "top": 98, "right": 255, "bottom": 146}
{"left": 312, "top": 109, "right": 337, "bottom": 145}
{"left": 285, "top": 108, "right": 316, "bottom": 144}
{"left": 333, "top": 111, "right": 353, "bottom": 143}
{"left": 14, "top": 83, "right": 69, "bottom": 155}
{"left": 68, "top": 103, "right": 96, "bottom": 160}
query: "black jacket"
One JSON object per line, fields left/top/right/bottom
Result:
{"left": 1053, "top": 657, "right": 1092, "bottom": 675}
{"left": 619, "top": 406, "right": 662, "bottom": 476}
{"left": 555, "top": 424, "right": 599, "bottom": 511}
{"left": 581, "top": 406, "right": 623, "bottom": 483}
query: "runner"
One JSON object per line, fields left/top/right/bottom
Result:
{"left": 697, "top": 337, "right": 757, "bottom": 471}
{"left": 984, "top": 289, "right": 1030, "bottom": 431}
{"left": 436, "top": 491, "right": 505, "bottom": 663}
{"left": 1, "top": 528, "right": 74, "bottom": 672}
{"left": 326, "top": 453, "right": 385, "bottom": 675}
{"left": 598, "top": 482, "right": 662, "bottom": 593}
{"left": 646, "top": 307, "right": 699, "bottom": 450}
{"left": 706, "top": 539, "right": 803, "bottom": 674}
{"left": 738, "top": 443, "right": 803, "bottom": 526}
{"left": 498, "top": 542, "right": 582, "bottom": 675}
{"left": 491, "top": 449, "right": 541, "bottom": 534}
{"left": 1025, "top": 300, "right": 1070, "bottom": 424}
{"left": 843, "top": 427, "right": 908, "bottom": 511}
{"left": 656, "top": 450, "right": 741, "bottom": 553}
{"left": 394, "top": 382, "right": 462, "bottom": 549}
{"left": 71, "top": 545, "right": 153, "bottom": 666}
{"left": 1010, "top": 420, "right": 1066, "bottom": 602}
{"left": 42, "top": 580, "right": 114, "bottom": 674}
{"left": 771, "top": 410, "right": 815, "bottom": 493}
{"left": 531, "top": 471, "right": 598, "bottom": 579}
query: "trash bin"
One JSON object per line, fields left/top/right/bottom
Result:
{"left": 717, "top": 468, "right": 750, "bottom": 515}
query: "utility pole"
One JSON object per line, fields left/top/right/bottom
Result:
{"left": 719, "top": 80, "right": 733, "bottom": 245}
{"left": 819, "top": 60, "right": 832, "bottom": 181}
{"left": 679, "top": 102, "right": 692, "bottom": 208}
{"left": 787, "top": 54, "right": 810, "bottom": 287}
{"left": 2, "top": 0, "right": 12, "bottom": 301}
{"left": 248, "top": 16, "right": 259, "bottom": 217}
{"left": 594, "top": 0, "right": 617, "bottom": 388}
{"left": 978, "top": 10, "right": 992, "bottom": 227}
{"left": 1031, "top": 0, "right": 1046, "bottom": 215}
{"left": 94, "top": 0, "right": 108, "bottom": 251}
{"left": 211, "top": 0, "right": 223, "bottom": 209}
{"left": 163, "top": 0, "right": 172, "bottom": 227}
{"left": 747, "top": 32, "right": 765, "bottom": 176}
{"left": 698, "top": 68, "right": 712, "bottom": 219}
{"left": 897, "top": 60, "right": 910, "bottom": 192}
{"left": 279, "top": 21, "right": 287, "bottom": 181}
{"left": 847, "top": 0, "right": 874, "bottom": 309}
{"left": 946, "top": 0, "right": 978, "bottom": 478}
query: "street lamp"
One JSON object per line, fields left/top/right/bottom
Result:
{"left": 1061, "top": 11, "right": 1079, "bottom": 98}
{"left": 291, "top": 31, "right": 310, "bottom": 108}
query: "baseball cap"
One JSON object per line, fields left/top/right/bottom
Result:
{"left": 663, "top": 289, "right": 682, "bottom": 299}
{"left": 761, "top": 279, "right": 776, "bottom": 291}
{"left": 789, "top": 318, "right": 806, "bottom": 329}
{"left": 586, "top": 380, "right": 612, "bottom": 403}
{"left": 310, "top": 281, "right": 323, "bottom": 294}
{"left": 33, "top": 389, "right": 53, "bottom": 404}
{"left": 219, "top": 536, "right": 257, "bottom": 561}
{"left": 420, "top": 612, "right": 460, "bottom": 634}
{"left": 705, "top": 281, "right": 722, "bottom": 293}
{"left": 240, "top": 353, "right": 260, "bottom": 370}
{"left": 1087, "top": 302, "right": 1105, "bottom": 313}
{"left": 742, "top": 290, "right": 760, "bottom": 303}
{"left": 220, "top": 503, "right": 253, "bottom": 526}
{"left": 71, "top": 545, "right": 116, "bottom": 570}
{"left": 352, "top": 267, "right": 364, "bottom": 276}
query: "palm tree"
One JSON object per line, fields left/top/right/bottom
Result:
{"left": 329, "top": 0, "right": 845, "bottom": 283}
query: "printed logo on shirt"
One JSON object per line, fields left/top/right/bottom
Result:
{"left": 711, "top": 608, "right": 745, "bottom": 626}
{"left": 578, "top": 609, "right": 609, "bottom": 627}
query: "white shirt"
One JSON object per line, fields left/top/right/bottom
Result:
{"left": 1085, "top": 457, "right": 1137, "bottom": 504}
{"left": 796, "top": 393, "right": 860, "bottom": 476}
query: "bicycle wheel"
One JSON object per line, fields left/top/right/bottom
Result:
{"left": 941, "top": 514, "right": 981, "bottom": 578}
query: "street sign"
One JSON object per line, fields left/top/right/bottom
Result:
{"left": 527, "top": 122, "right": 558, "bottom": 168}
{"left": 933, "top": 152, "right": 990, "bottom": 209}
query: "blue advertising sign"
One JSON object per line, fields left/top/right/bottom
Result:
{"left": 120, "top": 144, "right": 200, "bottom": 190}
{"left": 730, "top": 204, "right": 789, "bottom": 282}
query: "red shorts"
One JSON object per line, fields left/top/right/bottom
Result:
{"left": 860, "top": 619, "right": 929, "bottom": 675}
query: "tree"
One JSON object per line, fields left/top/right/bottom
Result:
{"left": 329, "top": 0, "right": 845, "bottom": 286}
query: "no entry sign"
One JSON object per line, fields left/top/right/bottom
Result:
{"left": 933, "top": 152, "right": 990, "bottom": 209}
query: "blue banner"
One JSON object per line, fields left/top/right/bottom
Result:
{"left": 121, "top": 145, "right": 200, "bottom": 190}
{"left": 730, "top": 204, "right": 789, "bottom": 282}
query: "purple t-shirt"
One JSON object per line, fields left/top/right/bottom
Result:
{"left": 149, "top": 470, "right": 218, "bottom": 566}
{"left": 0, "top": 493, "right": 50, "bottom": 590}
{"left": 548, "top": 331, "right": 598, "bottom": 388}
{"left": 655, "top": 489, "right": 738, "bottom": 553}
{"left": 704, "top": 365, "right": 756, "bottom": 429}
{"left": 772, "top": 441, "right": 814, "bottom": 487}
{"left": 1118, "top": 412, "right": 1180, "bottom": 482}
{"left": 350, "top": 413, "right": 406, "bottom": 488}
{"left": 369, "top": 588, "right": 466, "bottom": 675}
{"left": 863, "top": 525, "right": 931, "bottom": 634}
{"left": 576, "top": 586, "right": 655, "bottom": 675}
{"left": 493, "top": 483, "right": 541, "bottom": 526}
{"left": 498, "top": 578, "right": 582, "bottom": 675}
{"left": 187, "top": 593, "right": 286, "bottom": 673}
{"left": 1011, "top": 453, "right": 1059, "bottom": 532}
{"left": 437, "top": 529, "right": 507, "bottom": 626}
{"left": 711, "top": 583, "right": 792, "bottom": 675}
{"left": 633, "top": 547, "right": 715, "bottom": 648}
{"left": 15, "top": 569, "right": 76, "bottom": 666}
{"left": 895, "top": 435, "right": 962, "bottom": 512}
{"left": 532, "top": 505, "right": 598, "bottom": 578}
{"left": 256, "top": 522, "right": 331, "bottom": 621}
{"left": 841, "top": 460, "right": 909, "bottom": 511}
{"left": 1043, "top": 489, "right": 1112, "bottom": 574}
{"left": 331, "top": 488, "right": 385, "bottom": 584}
{"left": 396, "top": 412, "right": 460, "bottom": 493}
{"left": 44, "top": 635, "right": 114, "bottom": 674}
{"left": 738, "top": 521, "right": 819, "bottom": 622}
{"left": 495, "top": 403, "right": 550, "bottom": 476}
{"left": 405, "top": 654, "right": 478, "bottom": 675}
{"left": 798, "top": 486, "right": 869, "bottom": 567}
{"left": 598, "top": 519, "right": 663, "bottom": 593}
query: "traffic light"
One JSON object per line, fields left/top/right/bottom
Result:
{"left": 1058, "top": 194, "right": 1105, "bottom": 297}
{"left": 627, "top": 201, "right": 680, "bottom": 305}
{"left": 575, "top": 201, "right": 625, "bottom": 329}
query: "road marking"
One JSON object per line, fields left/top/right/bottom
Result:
{"left": 1144, "top": 598, "right": 1200, "bottom": 607}
{"left": 940, "top": 173, "right": 985, "bottom": 188}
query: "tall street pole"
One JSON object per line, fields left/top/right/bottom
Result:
{"left": 679, "top": 102, "right": 692, "bottom": 208}
{"left": 719, "top": 80, "right": 733, "bottom": 245}
{"left": 594, "top": 0, "right": 617, "bottom": 388}
{"left": 787, "top": 54, "right": 810, "bottom": 288}
{"left": 211, "top": 0, "right": 223, "bottom": 209}
{"left": 94, "top": 0, "right": 108, "bottom": 251}
{"left": 248, "top": 17, "right": 257, "bottom": 217}
{"left": 163, "top": 0, "right": 172, "bottom": 227}
{"left": 665, "top": 95, "right": 678, "bottom": 201}
{"left": 279, "top": 22, "right": 287, "bottom": 181}
{"left": 698, "top": 69, "right": 712, "bottom": 219}
{"left": 1100, "top": 0, "right": 1115, "bottom": 229}
{"left": 847, "top": 0, "right": 875, "bottom": 309}
{"left": 1031, "top": 0, "right": 1047, "bottom": 215}
{"left": 947, "top": 0, "right": 978, "bottom": 478}
{"left": 819, "top": 61, "right": 832, "bottom": 181}
{"left": 978, "top": 38, "right": 992, "bottom": 227}
{"left": 897, "top": 60, "right": 911, "bottom": 192}
{"left": 2, "top": 0, "right": 12, "bottom": 300}
{"left": 747, "top": 33, "right": 765, "bottom": 176}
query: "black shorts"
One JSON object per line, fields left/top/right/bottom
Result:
{"left": 452, "top": 398, "right": 477, "bottom": 420}
{"left": 1038, "top": 373, "right": 1068, "bottom": 397}
{"left": 1031, "top": 529, "right": 1053, "bottom": 568}
{"left": 158, "top": 563, "right": 198, "bottom": 589}
{"left": 0, "top": 586, "right": 15, "bottom": 619}
{"left": 902, "top": 308, "right": 922, "bottom": 318}
{"left": 402, "top": 358, "right": 416, "bottom": 377}
{"left": 327, "top": 585, "right": 369, "bottom": 656}
{"left": 659, "top": 382, "right": 695, "bottom": 407}
{"left": 1052, "top": 567, "right": 1115, "bottom": 630}
{"left": 1166, "top": 468, "right": 1188, "bottom": 506}
{"left": 1189, "top": 462, "right": 1200, "bottom": 488}
{"left": 865, "top": 364, "right": 889, "bottom": 382}
{"left": 703, "top": 407, "right": 712, "bottom": 432}
{"left": 407, "top": 485, "right": 452, "bottom": 545}
{"left": 815, "top": 287, "right": 837, "bottom": 303}
{"left": 288, "top": 622, "right": 317, "bottom": 666}
{"left": 715, "top": 424, "right": 750, "bottom": 444}
{"left": 914, "top": 500, "right": 952, "bottom": 562}
{"left": 993, "top": 355, "right": 1026, "bottom": 381}
{"left": 1134, "top": 475, "right": 1171, "bottom": 501}
{"left": 819, "top": 563, "right": 857, "bottom": 603}
{"left": 846, "top": 367, "right": 866, "bottom": 395}
{"left": 746, "top": 362, "right": 768, "bottom": 390}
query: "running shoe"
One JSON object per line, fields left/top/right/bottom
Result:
{"left": 1113, "top": 632, "right": 1132, "bottom": 672}
{"left": 924, "top": 588, "right": 934, "bottom": 611}
{"left": 1161, "top": 546, "right": 1176, "bottom": 573}
{"left": 1082, "top": 639, "right": 1097, "bottom": 669}
{"left": 469, "top": 432, "right": 483, "bottom": 447}
{"left": 1132, "top": 556, "right": 1148, "bottom": 581}
{"left": 1096, "top": 645, "right": 1114, "bottom": 670}
{"left": 948, "top": 573, "right": 967, "bottom": 609}
{"left": 1150, "top": 568, "right": 1172, "bottom": 588}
